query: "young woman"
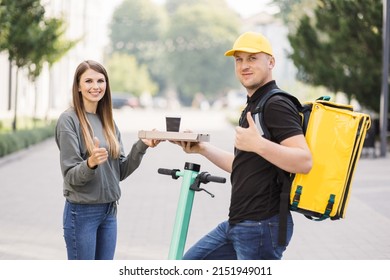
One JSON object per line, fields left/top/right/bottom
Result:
{"left": 55, "top": 60, "right": 160, "bottom": 260}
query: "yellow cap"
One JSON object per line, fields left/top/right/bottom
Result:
{"left": 224, "top": 32, "right": 273, "bottom": 56}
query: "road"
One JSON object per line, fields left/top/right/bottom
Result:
{"left": 0, "top": 108, "right": 389, "bottom": 260}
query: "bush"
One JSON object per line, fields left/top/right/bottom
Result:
{"left": 0, "top": 121, "right": 56, "bottom": 157}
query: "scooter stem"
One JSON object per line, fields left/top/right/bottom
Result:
{"left": 168, "top": 162, "right": 200, "bottom": 260}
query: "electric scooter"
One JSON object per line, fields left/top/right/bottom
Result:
{"left": 158, "top": 162, "right": 226, "bottom": 260}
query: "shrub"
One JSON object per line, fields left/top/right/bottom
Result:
{"left": 0, "top": 121, "right": 56, "bottom": 157}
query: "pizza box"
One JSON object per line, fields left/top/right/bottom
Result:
{"left": 138, "top": 130, "right": 210, "bottom": 142}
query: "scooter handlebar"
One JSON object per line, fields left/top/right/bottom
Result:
{"left": 158, "top": 168, "right": 175, "bottom": 176}
{"left": 198, "top": 172, "right": 226, "bottom": 184}
{"left": 204, "top": 174, "right": 226, "bottom": 184}
{"left": 157, "top": 168, "right": 226, "bottom": 184}
{"left": 158, "top": 168, "right": 180, "bottom": 179}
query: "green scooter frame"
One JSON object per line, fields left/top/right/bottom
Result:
{"left": 158, "top": 162, "right": 226, "bottom": 260}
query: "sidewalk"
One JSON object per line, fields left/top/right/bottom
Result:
{"left": 0, "top": 109, "right": 389, "bottom": 260}
{"left": 285, "top": 155, "right": 390, "bottom": 259}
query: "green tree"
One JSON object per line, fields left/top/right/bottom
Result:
{"left": 27, "top": 17, "right": 77, "bottom": 122}
{"left": 0, "top": 0, "right": 12, "bottom": 110}
{"left": 106, "top": 52, "right": 158, "bottom": 96}
{"left": 0, "top": 1, "right": 7, "bottom": 43}
{"left": 4, "top": 0, "right": 46, "bottom": 130}
{"left": 288, "top": 0, "right": 384, "bottom": 112}
{"left": 164, "top": 0, "right": 240, "bottom": 103}
{"left": 109, "top": 0, "right": 168, "bottom": 90}
{"left": 108, "top": 0, "right": 241, "bottom": 104}
{"left": 109, "top": 0, "right": 167, "bottom": 62}
{"left": 0, "top": 0, "right": 76, "bottom": 130}
{"left": 271, "top": 0, "right": 317, "bottom": 31}
{"left": 27, "top": 17, "right": 76, "bottom": 81}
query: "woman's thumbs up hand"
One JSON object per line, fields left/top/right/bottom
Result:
{"left": 87, "top": 137, "right": 109, "bottom": 169}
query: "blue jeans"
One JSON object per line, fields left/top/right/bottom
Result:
{"left": 182, "top": 213, "right": 293, "bottom": 260}
{"left": 63, "top": 200, "right": 117, "bottom": 260}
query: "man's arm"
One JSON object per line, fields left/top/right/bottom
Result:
{"left": 235, "top": 112, "right": 312, "bottom": 174}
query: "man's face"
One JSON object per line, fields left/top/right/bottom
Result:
{"left": 233, "top": 51, "right": 275, "bottom": 95}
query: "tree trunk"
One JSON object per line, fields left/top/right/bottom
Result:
{"left": 8, "top": 59, "right": 12, "bottom": 111}
{"left": 12, "top": 67, "right": 19, "bottom": 131}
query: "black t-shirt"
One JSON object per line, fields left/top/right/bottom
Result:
{"left": 229, "top": 81, "right": 303, "bottom": 223}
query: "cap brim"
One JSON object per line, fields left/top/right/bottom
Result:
{"left": 224, "top": 47, "right": 263, "bottom": 56}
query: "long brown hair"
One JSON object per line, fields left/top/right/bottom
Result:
{"left": 72, "top": 60, "right": 120, "bottom": 158}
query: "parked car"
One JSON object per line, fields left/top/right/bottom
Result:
{"left": 111, "top": 94, "right": 139, "bottom": 109}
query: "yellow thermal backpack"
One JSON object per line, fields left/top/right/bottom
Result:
{"left": 252, "top": 89, "right": 371, "bottom": 245}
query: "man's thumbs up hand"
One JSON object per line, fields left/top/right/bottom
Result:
{"left": 234, "top": 111, "right": 263, "bottom": 153}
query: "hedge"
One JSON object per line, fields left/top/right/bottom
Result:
{"left": 0, "top": 121, "right": 56, "bottom": 158}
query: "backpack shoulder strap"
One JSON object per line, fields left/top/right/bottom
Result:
{"left": 253, "top": 88, "right": 299, "bottom": 111}
{"left": 251, "top": 88, "right": 303, "bottom": 246}
{"left": 252, "top": 89, "right": 301, "bottom": 139}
